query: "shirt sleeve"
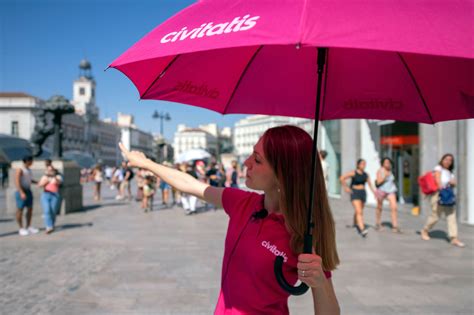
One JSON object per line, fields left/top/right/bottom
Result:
{"left": 222, "top": 187, "right": 256, "bottom": 219}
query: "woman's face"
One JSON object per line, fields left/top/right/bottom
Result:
{"left": 383, "top": 159, "right": 392, "bottom": 170}
{"left": 441, "top": 155, "right": 453, "bottom": 169}
{"left": 357, "top": 160, "right": 366, "bottom": 170}
{"left": 243, "top": 137, "right": 279, "bottom": 192}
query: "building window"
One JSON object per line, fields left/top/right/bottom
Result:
{"left": 11, "top": 121, "right": 19, "bottom": 136}
{"left": 79, "top": 87, "right": 85, "bottom": 95}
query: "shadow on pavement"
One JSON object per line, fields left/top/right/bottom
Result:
{"left": 56, "top": 222, "right": 93, "bottom": 231}
{"left": 82, "top": 202, "right": 128, "bottom": 212}
{"left": 0, "top": 218, "right": 14, "bottom": 223}
{"left": 0, "top": 222, "right": 93, "bottom": 238}
{"left": 416, "top": 229, "right": 449, "bottom": 242}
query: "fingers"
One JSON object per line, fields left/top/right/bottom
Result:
{"left": 298, "top": 253, "right": 322, "bottom": 264}
{"left": 118, "top": 142, "right": 129, "bottom": 155}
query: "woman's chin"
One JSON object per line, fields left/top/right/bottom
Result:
{"left": 245, "top": 178, "right": 253, "bottom": 188}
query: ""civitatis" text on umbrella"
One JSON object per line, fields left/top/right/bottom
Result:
{"left": 161, "top": 15, "right": 260, "bottom": 44}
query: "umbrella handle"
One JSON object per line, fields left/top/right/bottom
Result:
{"left": 274, "top": 256, "right": 309, "bottom": 296}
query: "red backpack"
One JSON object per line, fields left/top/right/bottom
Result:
{"left": 418, "top": 171, "right": 438, "bottom": 195}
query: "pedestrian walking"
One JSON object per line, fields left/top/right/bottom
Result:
{"left": 91, "top": 164, "right": 103, "bottom": 201}
{"left": 135, "top": 168, "right": 145, "bottom": 202}
{"left": 120, "top": 162, "right": 134, "bottom": 201}
{"left": 1, "top": 164, "right": 8, "bottom": 188}
{"left": 180, "top": 162, "right": 198, "bottom": 215}
{"left": 38, "top": 163, "right": 62, "bottom": 234}
{"left": 171, "top": 163, "right": 182, "bottom": 206}
{"left": 14, "top": 155, "right": 39, "bottom": 236}
{"left": 229, "top": 160, "right": 240, "bottom": 188}
{"left": 375, "top": 157, "right": 401, "bottom": 233}
{"left": 340, "top": 159, "right": 376, "bottom": 237}
{"left": 119, "top": 125, "right": 340, "bottom": 314}
{"left": 420, "top": 154, "right": 465, "bottom": 248}
{"left": 159, "top": 162, "right": 172, "bottom": 206}
{"left": 112, "top": 166, "right": 124, "bottom": 199}
{"left": 216, "top": 163, "right": 227, "bottom": 188}
{"left": 206, "top": 161, "right": 220, "bottom": 210}
{"left": 105, "top": 165, "right": 113, "bottom": 188}
{"left": 142, "top": 175, "right": 155, "bottom": 212}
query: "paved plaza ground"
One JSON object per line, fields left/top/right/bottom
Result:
{"left": 0, "top": 183, "right": 473, "bottom": 315}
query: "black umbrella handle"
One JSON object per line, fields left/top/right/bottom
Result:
{"left": 274, "top": 256, "right": 309, "bottom": 296}
{"left": 273, "top": 233, "right": 313, "bottom": 296}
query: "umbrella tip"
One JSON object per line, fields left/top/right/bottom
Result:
{"left": 104, "top": 65, "right": 111, "bottom": 72}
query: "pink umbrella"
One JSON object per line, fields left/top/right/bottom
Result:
{"left": 110, "top": 0, "right": 474, "bottom": 295}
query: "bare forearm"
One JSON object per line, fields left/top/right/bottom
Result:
{"left": 312, "top": 281, "right": 340, "bottom": 315}
{"left": 144, "top": 160, "right": 206, "bottom": 197}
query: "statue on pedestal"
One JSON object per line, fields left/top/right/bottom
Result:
{"left": 31, "top": 95, "right": 74, "bottom": 158}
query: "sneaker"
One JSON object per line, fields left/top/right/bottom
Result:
{"left": 45, "top": 227, "right": 54, "bottom": 234}
{"left": 360, "top": 228, "right": 369, "bottom": 238}
{"left": 420, "top": 229, "right": 430, "bottom": 241}
{"left": 18, "top": 228, "right": 29, "bottom": 236}
{"left": 27, "top": 226, "right": 39, "bottom": 234}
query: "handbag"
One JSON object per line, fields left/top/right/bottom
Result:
{"left": 438, "top": 186, "right": 456, "bottom": 206}
{"left": 418, "top": 171, "right": 438, "bottom": 195}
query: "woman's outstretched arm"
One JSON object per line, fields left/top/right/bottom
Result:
{"left": 119, "top": 143, "right": 223, "bottom": 207}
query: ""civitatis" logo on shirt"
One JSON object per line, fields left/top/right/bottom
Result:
{"left": 261, "top": 241, "right": 288, "bottom": 263}
{"left": 160, "top": 15, "right": 260, "bottom": 44}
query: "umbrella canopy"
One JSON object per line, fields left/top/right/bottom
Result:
{"left": 175, "top": 148, "right": 211, "bottom": 163}
{"left": 110, "top": 0, "right": 474, "bottom": 124}
{"left": 110, "top": 0, "right": 473, "bottom": 296}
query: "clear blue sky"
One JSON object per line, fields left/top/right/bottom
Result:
{"left": 0, "top": 0, "right": 246, "bottom": 140}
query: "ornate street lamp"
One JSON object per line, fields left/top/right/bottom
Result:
{"left": 152, "top": 110, "right": 171, "bottom": 136}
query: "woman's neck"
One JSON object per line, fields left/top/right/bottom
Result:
{"left": 264, "top": 189, "right": 281, "bottom": 214}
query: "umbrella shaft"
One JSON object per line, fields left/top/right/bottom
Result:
{"left": 305, "top": 47, "right": 327, "bottom": 253}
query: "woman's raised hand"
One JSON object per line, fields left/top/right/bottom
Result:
{"left": 119, "top": 142, "right": 149, "bottom": 169}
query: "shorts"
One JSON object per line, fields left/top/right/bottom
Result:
{"left": 160, "top": 181, "right": 171, "bottom": 190}
{"left": 350, "top": 188, "right": 366, "bottom": 203}
{"left": 15, "top": 189, "right": 33, "bottom": 209}
{"left": 120, "top": 181, "right": 130, "bottom": 190}
{"left": 375, "top": 189, "right": 396, "bottom": 201}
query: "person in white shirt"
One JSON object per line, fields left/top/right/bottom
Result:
{"left": 421, "top": 154, "right": 465, "bottom": 248}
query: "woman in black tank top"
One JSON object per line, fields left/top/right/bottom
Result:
{"left": 340, "top": 159, "right": 376, "bottom": 237}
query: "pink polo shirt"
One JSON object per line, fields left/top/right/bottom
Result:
{"left": 214, "top": 188, "right": 331, "bottom": 315}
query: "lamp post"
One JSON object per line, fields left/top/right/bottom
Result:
{"left": 152, "top": 111, "right": 171, "bottom": 162}
{"left": 152, "top": 110, "right": 171, "bottom": 136}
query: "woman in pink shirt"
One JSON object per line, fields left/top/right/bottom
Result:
{"left": 120, "top": 125, "right": 340, "bottom": 314}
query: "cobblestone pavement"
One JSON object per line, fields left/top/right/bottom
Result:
{"left": 0, "top": 183, "right": 473, "bottom": 315}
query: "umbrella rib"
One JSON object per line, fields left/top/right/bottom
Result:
{"left": 140, "top": 54, "right": 181, "bottom": 99}
{"left": 320, "top": 48, "right": 330, "bottom": 120}
{"left": 223, "top": 45, "right": 264, "bottom": 113}
{"left": 396, "top": 53, "right": 434, "bottom": 124}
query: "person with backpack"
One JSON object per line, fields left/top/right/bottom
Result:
{"left": 420, "top": 154, "right": 465, "bottom": 248}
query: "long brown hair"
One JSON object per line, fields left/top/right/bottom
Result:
{"left": 263, "top": 125, "right": 339, "bottom": 271}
